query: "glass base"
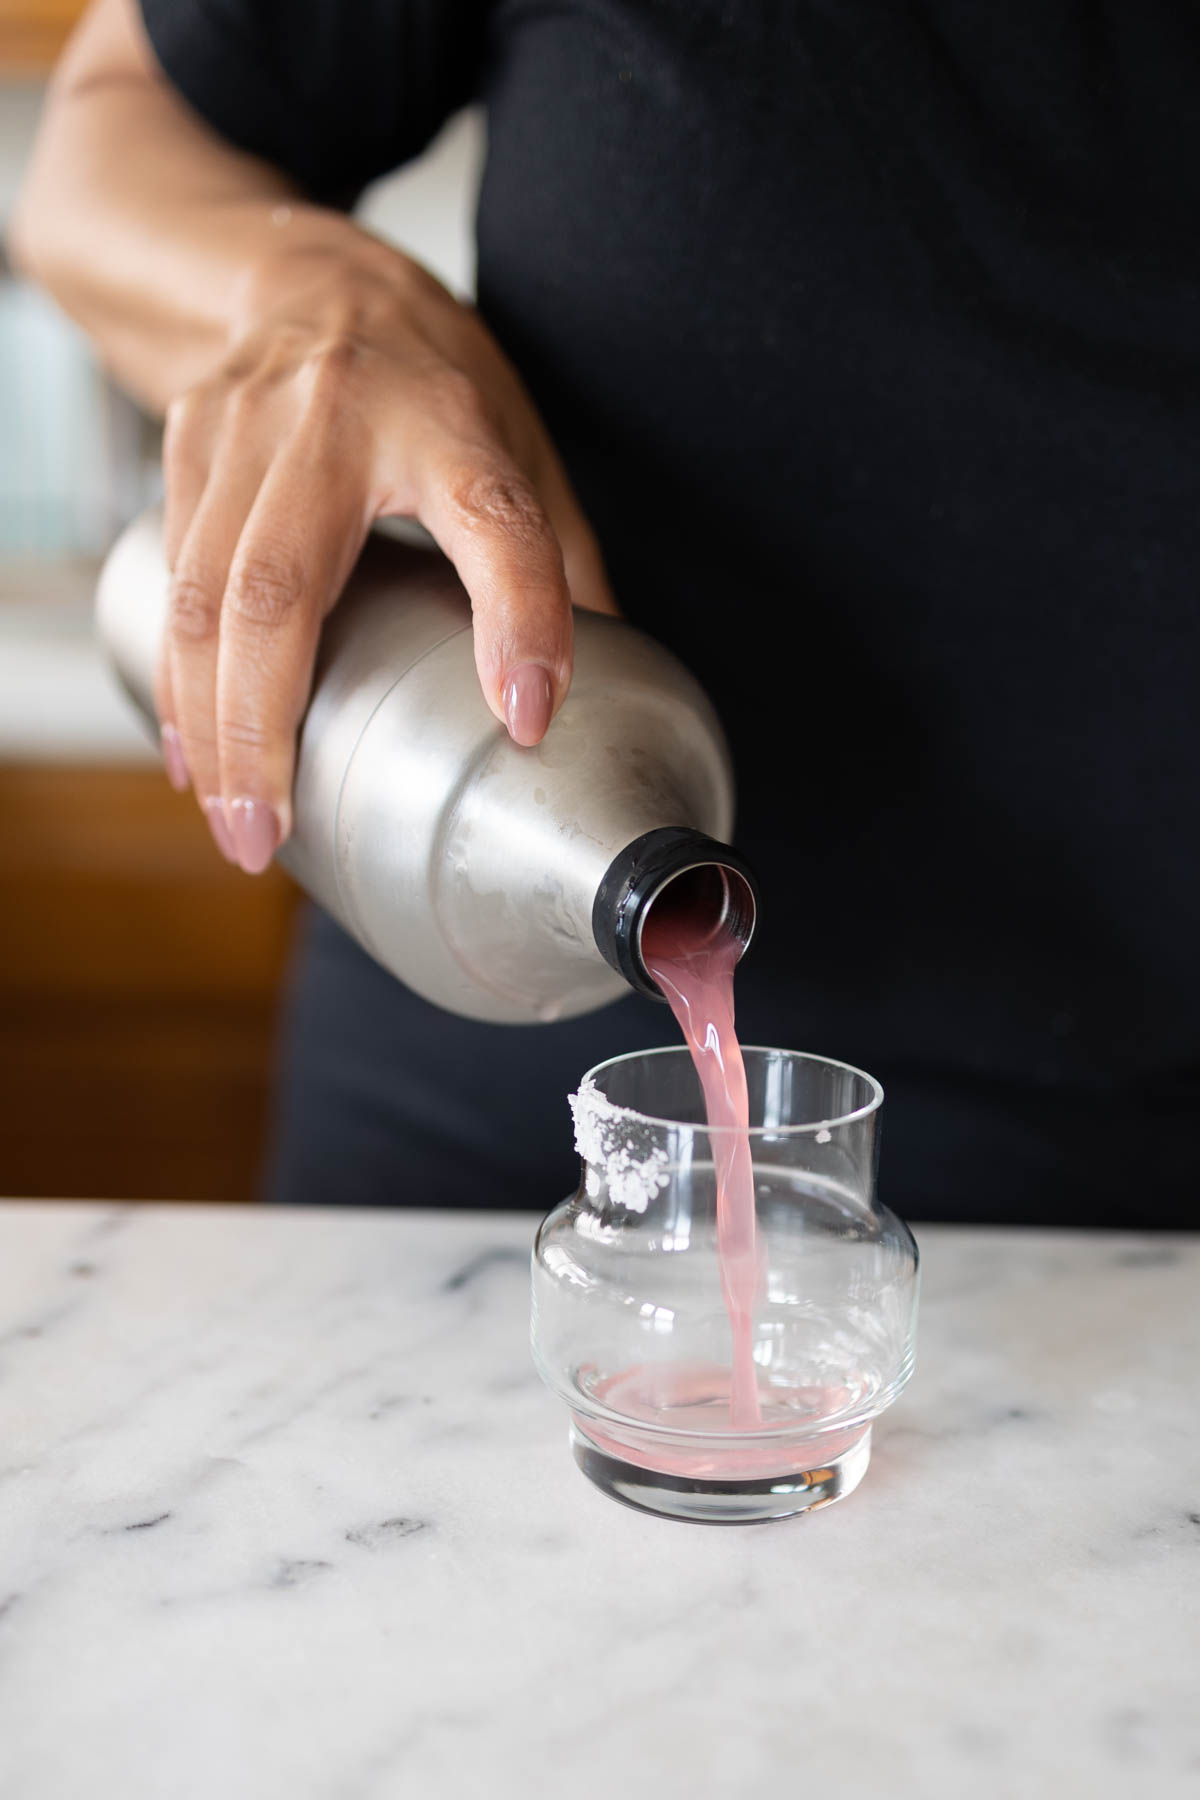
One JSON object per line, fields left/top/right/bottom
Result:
{"left": 569, "top": 1421, "right": 872, "bottom": 1524}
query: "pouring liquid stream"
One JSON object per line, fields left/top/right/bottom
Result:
{"left": 641, "top": 884, "right": 763, "bottom": 1429}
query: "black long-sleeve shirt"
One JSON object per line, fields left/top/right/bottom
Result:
{"left": 143, "top": 0, "right": 1200, "bottom": 1223}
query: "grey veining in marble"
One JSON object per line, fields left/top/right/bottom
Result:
{"left": 0, "top": 1202, "right": 1197, "bottom": 1799}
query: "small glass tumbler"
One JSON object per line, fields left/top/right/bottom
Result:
{"left": 531, "top": 1048, "right": 918, "bottom": 1523}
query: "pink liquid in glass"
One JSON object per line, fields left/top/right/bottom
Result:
{"left": 575, "top": 1363, "right": 869, "bottom": 1480}
{"left": 640, "top": 886, "right": 763, "bottom": 1429}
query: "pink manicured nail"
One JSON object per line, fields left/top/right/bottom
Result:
{"left": 203, "top": 797, "right": 236, "bottom": 864}
{"left": 161, "top": 724, "right": 189, "bottom": 793}
{"left": 228, "top": 798, "right": 281, "bottom": 875}
{"left": 503, "top": 664, "right": 554, "bottom": 746}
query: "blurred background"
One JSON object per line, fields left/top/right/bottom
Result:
{"left": 0, "top": 5, "right": 483, "bottom": 1199}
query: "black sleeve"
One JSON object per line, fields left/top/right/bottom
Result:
{"left": 139, "top": 0, "right": 487, "bottom": 205}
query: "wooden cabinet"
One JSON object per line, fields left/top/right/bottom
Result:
{"left": 1, "top": 0, "right": 87, "bottom": 71}
{"left": 0, "top": 764, "right": 300, "bottom": 1200}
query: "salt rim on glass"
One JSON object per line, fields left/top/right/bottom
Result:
{"left": 568, "top": 1076, "right": 670, "bottom": 1213}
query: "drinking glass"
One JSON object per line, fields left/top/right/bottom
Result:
{"left": 531, "top": 1047, "right": 918, "bottom": 1523}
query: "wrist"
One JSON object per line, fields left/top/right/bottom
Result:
{"left": 226, "top": 203, "right": 425, "bottom": 344}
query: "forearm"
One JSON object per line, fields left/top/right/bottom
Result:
{"left": 9, "top": 0, "right": 375, "bottom": 414}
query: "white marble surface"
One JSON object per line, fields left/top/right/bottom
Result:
{"left": 0, "top": 1203, "right": 1196, "bottom": 1799}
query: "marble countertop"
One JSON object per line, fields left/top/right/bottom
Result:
{"left": 0, "top": 1202, "right": 1196, "bottom": 1799}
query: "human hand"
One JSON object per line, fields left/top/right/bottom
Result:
{"left": 155, "top": 227, "right": 616, "bottom": 871}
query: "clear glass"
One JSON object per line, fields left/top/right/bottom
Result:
{"left": 531, "top": 1047, "right": 919, "bottom": 1524}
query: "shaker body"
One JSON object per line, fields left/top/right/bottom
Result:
{"left": 96, "top": 511, "right": 739, "bottom": 1023}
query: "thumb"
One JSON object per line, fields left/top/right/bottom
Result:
{"left": 417, "top": 452, "right": 573, "bottom": 747}
{"left": 542, "top": 484, "right": 620, "bottom": 619}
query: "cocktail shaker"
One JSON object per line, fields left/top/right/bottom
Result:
{"left": 96, "top": 510, "right": 756, "bottom": 1024}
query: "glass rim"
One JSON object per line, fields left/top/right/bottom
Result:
{"left": 579, "top": 1045, "right": 884, "bottom": 1137}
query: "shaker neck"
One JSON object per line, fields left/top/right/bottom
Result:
{"left": 590, "top": 826, "right": 760, "bottom": 1001}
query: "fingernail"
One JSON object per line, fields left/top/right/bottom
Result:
{"left": 503, "top": 664, "right": 554, "bottom": 747}
{"left": 229, "top": 798, "right": 281, "bottom": 875}
{"left": 203, "top": 797, "right": 236, "bottom": 864}
{"left": 161, "top": 724, "right": 189, "bottom": 792}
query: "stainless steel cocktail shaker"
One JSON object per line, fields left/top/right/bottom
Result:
{"left": 96, "top": 510, "right": 756, "bottom": 1024}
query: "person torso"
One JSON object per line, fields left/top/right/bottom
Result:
{"left": 473, "top": 1, "right": 1200, "bottom": 1095}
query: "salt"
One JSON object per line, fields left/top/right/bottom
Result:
{"left": 568, "top": 1076, "right": 670, "bottom": 1213}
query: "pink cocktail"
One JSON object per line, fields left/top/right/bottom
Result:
{"left": 534, "top": 1044, "right": 919, "bottom": 1524}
